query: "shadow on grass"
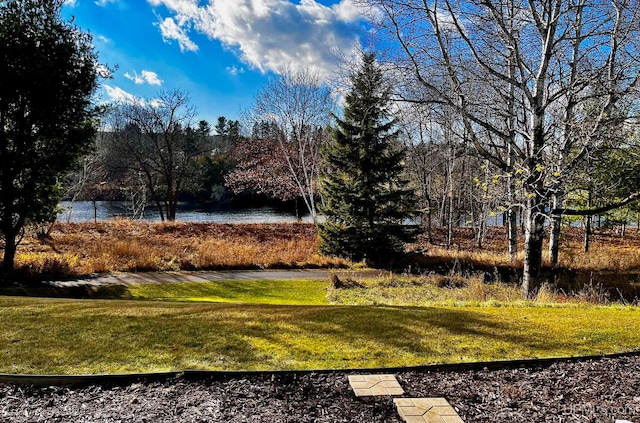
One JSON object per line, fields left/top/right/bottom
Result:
{"left": 1, "top": 277, "right": 330, "bottom": 306}
{"left": 0, "top": 282, "right": 132, "bottom": 299}
{"left": 1, "top": 296, "right": 637, "bottom": 374}
{"left": 255, "top": 306, "right": 553, "bottom": 363}
{"left": 202, "top": 304, "right": 614, "bottom": 370}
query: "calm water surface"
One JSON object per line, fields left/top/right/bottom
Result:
{"left": 57, "top": 201, "right": 312, "bottom": 223}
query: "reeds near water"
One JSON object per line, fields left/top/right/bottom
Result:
{"left": 13, "top": 221, "right": 640, "bottom": 279}
{"left": 15, "top": 220, "right": 348, "bottom": 275}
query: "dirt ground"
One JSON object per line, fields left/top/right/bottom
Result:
{"left": 1, "top": 353, "right": 639, "bottom": 422}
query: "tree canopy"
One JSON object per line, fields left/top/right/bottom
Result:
{"left": 0, "top": 0, "right": 101, "bottom": 274}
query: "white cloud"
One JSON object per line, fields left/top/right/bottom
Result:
{"left": 332, "top": 0, "right": 366, "bottom": 22}
{"left": 157, "top": 17, "right": 199, "bottom": 52}
{"left": 103, "top": 85, "right": 164, "bottom": 107}
{"left": 124, "top": 72, "right": 144, "bottom": 84}
{"left": 95, "top": 0, "right": 118, "bottom": 6}
{"left": 147, "top": 0, "right": 369, "bottom": 79}
{"left": 124, "top": 70, "right": 164, "bottom": 85}
{"left": 104, "top": 85, "right": 142, "bottom": 104}
{"left": 141, "top": 70, "right": 163, "bottom": 85}
{"left": 64, "top": 0, "right": 78, "bottom": 7}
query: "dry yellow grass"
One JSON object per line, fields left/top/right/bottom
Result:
{"left": 12, "top": 221, "right": 640, "bottom": 277}
{"left": 415, "top": 226, "right": 640, "bottom": 272}
{"left": 15, "top": 220, "right": 349, "bottom": 275}
{"left": 420, "top": 245, "right": 518, "bottom": 268}
{"left": 556, "top": 240, "right": 640, "bottom": 271}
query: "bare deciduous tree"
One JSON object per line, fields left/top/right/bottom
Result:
{"left": 105, "top": 90, "right": 209, "bottom": 221}
{"left": 247, "top": 67, "right": 335, "bottom": 223}
{"left": 367, "top": 0, "right": 640, "bottom": 296}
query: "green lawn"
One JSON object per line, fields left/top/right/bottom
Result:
{"left": 124, "top": 280, "right": 329, "bottom": 305}
{"left": 0, "top": 293, "right": 639, "bottom": 375}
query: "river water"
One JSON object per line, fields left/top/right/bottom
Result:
{"left": 57, "top": 201, "right": 312, "bottom": 224}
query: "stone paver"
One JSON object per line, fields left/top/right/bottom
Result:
{"left": 394, "top": 398, "right": 464, "bottom": 423}
{"left": 347, "top": 374, "right": 404, "bottom": 397}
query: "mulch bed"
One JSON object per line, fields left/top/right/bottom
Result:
{"left": 1, "top": 354, "right": 639, "bottom": 422}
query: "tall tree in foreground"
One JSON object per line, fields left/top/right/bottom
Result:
{"left": 0, "top": 0, "right": 101, "bottom": 274}
{"left": 319, "top": 53, "right": 418, "bottom": 264}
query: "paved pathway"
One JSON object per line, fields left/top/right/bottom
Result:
{"left": 46, "top": 269, "right": 383, "bottom": 287}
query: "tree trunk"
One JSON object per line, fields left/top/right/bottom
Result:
{"left": 583, "top": 191, "right": 592, "bottom": 253}
{"left": 424, "top": 196, "right": 432, "bottom": 243}
{"left": 508, "top": 206, "right": 518, "bottom": 261}
{"left": 1, "top": 231, "right": 17, "bottom": 275}
{"left": 548, "top": 214, "right": 561, "bottom": 265}
{"left": 548, "top": 192, "right": 564, "bottom": 265}
{"left": 506, "top": 31, "right": 518, "bottom": 262}
{"left": 155, "top": 198, "right": 165, "bottom": 222}
{"left": 475, "top": 217, "right": 485, "bottom": 249}
{"left": 447, "top": 191, "right": 454, "bottom": 249}
{"left": 446, "top": 145, "right": 454, "bottom": 249}
{"left": 167, "top": 193, "right": 177, "bottom": 222}
{"left": 583, "top": 215, "right": 591, "bottom": 253}
{"left": 470, "top": 207, "right": 479, "bottom": 247}
{"left": 522, "top": 200, "right": 546, "bottom": 298}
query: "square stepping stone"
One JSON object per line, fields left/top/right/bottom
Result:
{"left": 394, "top": 398, "right": 464, "bottom": 423}
{"left": 348, "top": 374, "right": 404, "bottom": 396}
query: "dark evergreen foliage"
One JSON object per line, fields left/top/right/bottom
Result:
{"left": 0, "top": 0, "right": 101, "bottom": 273}
{"left": 319, "top": 53, "right": 418, "bottom": 264}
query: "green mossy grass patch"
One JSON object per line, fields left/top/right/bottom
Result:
{"left": 124, "top": 280, "right": 329, "bottom": 305}
{"left": 0, "top": 296, "right": 638, "bottom": 375}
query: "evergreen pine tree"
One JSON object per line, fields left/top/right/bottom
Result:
{"left": 319, "top": 53, "right": 419, "bottom": 264}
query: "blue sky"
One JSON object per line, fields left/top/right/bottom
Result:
{"left": 61, "top": 0, "right": 373, "bottom": 125}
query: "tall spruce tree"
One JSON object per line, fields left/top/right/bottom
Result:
{"left": 319, "top": 53, "right": 418, "bottom": 264}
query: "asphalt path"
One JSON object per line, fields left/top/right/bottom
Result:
{"left": 46, "top": 269, "right": 383, "bottom": 287}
